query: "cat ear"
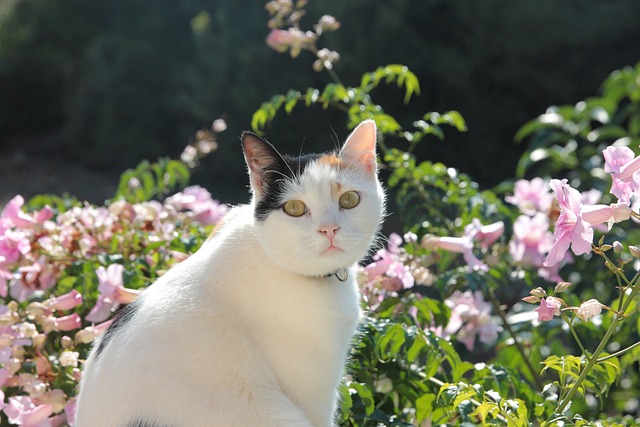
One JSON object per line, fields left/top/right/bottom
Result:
{"left": 339, "top": 120, "right": 378, "bottom": 175}
{"left": 241, "top": 132, "right": 287, "bottom": 196}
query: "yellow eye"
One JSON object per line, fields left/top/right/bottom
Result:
{"left": 283, "top": 200, "right": 307, "bottom": 217}
{"left": 339, "top": 190, "right": 360, "bottom": 209}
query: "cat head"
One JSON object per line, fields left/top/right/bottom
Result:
{"left": 242, "top": 120, "right": 386, "bottom": 277}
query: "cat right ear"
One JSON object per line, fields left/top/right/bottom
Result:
{"left": 241, "top": 132, "right": 286, "bottom": 197}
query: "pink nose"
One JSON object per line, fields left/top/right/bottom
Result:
{"left": 318, "top": 224, "right": 341, "bottom": 240}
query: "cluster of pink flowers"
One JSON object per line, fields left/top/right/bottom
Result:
{"left": 518, "top": 142, "right": 640, "bottom": 321}
{"left": 523, "top": 283, "right": 604, "bottom": 323}
{"left": 360, "top": 232, "right": 500, "bottom": 351}
{"left": 0, "top": 186, "right": 226, "bottom": 425}
{"left": 265, "top": 0, "right": 341, "bottom": 71}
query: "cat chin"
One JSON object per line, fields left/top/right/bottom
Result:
{"left": 270, "top": 255, "right": 356, "bottom": 278}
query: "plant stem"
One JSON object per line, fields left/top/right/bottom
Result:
{"left": 597, "top": 340, "right": 640, "bottom": 362}
{"left": 487, "top": 288, "right": 544, "bottom": 390}
{"left": 554, "top": 283, "right": 640, "bottom": 414}
{"left": 562, "top": 313, "right": 590, "bottom": 360}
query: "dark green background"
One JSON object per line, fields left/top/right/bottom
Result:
{"left": 1, "top": 0, "right": 639, "bottom": 203}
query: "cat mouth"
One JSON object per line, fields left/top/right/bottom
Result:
{"left": 321, "top": 245, "right": 344, "bottom": 255}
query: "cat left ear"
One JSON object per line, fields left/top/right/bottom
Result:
{"left": 339, "top": 120, "right": 378, "bottom": 175}
{"left": 241, "top": 132, "right": 287, "bottom": 196}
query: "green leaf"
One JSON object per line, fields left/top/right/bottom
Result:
{"left": 415, "top": 393, "right": 436, "bottom": 422}
{"left": 349, "top": 383, "right": 375, "bottom": 417}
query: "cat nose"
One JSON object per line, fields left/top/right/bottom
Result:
{"left": 318, "top": 224, "right": 341, "bottom": 239}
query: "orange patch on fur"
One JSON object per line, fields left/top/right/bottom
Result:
{"left": 317, "top": 154, "right": 345, "bottom": 168}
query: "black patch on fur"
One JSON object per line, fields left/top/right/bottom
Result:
{"left": 126, "top": 421, "right": 170, "bottom": 427}
{"left": 94, "top": 299, "right": 140, "bottom": 359}
{"left": 254, "top": 152, "right": 322, "bottom": 221}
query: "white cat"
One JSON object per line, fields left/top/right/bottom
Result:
{"left": 75, "top": 120, "right": 386, "bottom": 427}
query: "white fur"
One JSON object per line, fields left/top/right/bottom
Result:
{"left": 76, "top": 121, "right": 385, "bottom": 427}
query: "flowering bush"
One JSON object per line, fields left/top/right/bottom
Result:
{"left": 0, "top": 166, "right": 227, "bottom": 426}
{"left": 1, "top": 1, "right": 640, "bottom": 426}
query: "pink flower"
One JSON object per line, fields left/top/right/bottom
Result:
{"left": 0, "top": 268, "right": 12, "bottom": 298}
{"left": 534, "top": 297, "right": 562, "bottom": 322}
{"left": 0, "top": 230, "right": 31, "bottom": 266}
{"left": 544, "top": 179, "right": 594, "bottom": 267}
{"left": 510, "top": 213, "right": 554, "bottom": 267}
{"left": 506, "top": 178, "right": 553, "bottom": 215}
{"left": 575, "top": 299, "right": 603, "bottom": 321}
{"left": 165, "top": 186, "right": 228, "bottom": 226}
{"left": 3, "top": 395, "right": 53, "bottom": 427}
{"left": 444, "top": 290, "right": 499, "bottom": 350}
{"left": 43, "top": 313, "right": 82, "bottom": 333}
{"left": 48, "top": 290, "right": 83, "bottom": 311}
{"left": 363, "top": 233, "right": 414, "bottom": 292}
{"left": 75, "top": 319, "right": 113, "bottom": 344}
{"left": 10, "top": 256, "right": 59, "bottom": 302}
{"left": 86, "top": 264, "right": 139, "bottom": 323}
{"left": 314, "top": 15, "right": 341, "bottom": 34}
{"left": 423, "top": 235, "right": 488, "bottom": 272}
{"left": 603, "top": 145, "right": 640, "bottom": 203}
{"left": 580, "top": 202, "right": 631, "bottom": 228}
{"left": 265, "top": 28, "right": 316, "bottom": 57}
{"left": 0, "top": 196, "right": 53, "bottom": 230}
{"left": 464, "top": 219, "right": 504, "bottom": 249}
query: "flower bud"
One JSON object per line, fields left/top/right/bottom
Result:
{"left": 575, "top": 299, "right": 603, "bottom": 321}
{"left": 61, "top": 336, "right": 74, "bottom": 349}
{"left": 521, "top": 295, "right": 540, "bottom": 304}
{"left": 554, "top": 281, "right": 572, "bottom": 294}
{"left": 530, "top": 287, "right": 546, "bottom": 298}
{"left": 630, "top": 245, "right": 640, "bottom": 258}
{"left": 613, "top": 241, "right": 623, "bottom": 253}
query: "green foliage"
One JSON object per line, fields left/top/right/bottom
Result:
{"left": 115, "top": 157, "right": 190, "bottom": 203}
{"left": 515, "top": 62, "right": 640, "bottom": 189}
{"left": 251, "top": 64, "right": 421, "bottom": 136}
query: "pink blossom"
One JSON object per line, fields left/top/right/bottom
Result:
{"left": 3, "top": 395, "right": 53, "bottom": 427}
{"left": 48, "top": 290, "right": 83, "bottom": 312}
{"left": 75, "top": 319, "right": 113, "bottom": 344}
{"left": 265, "top": 28, "right": 316, "bottom": 57}
{"left": 86, "top": 264, "right": 139, "bottom": 323}
{"left": 10, "top": 256, "right": 58, "bottom": 302}
{"left": 603, "top": 145, "right": 640, "bottom": 203}
{"left": 510, "top": 213, "right": 554, "bottom": 267}
{"left": 363, "top": 233, "right": 414, "bottom": 292}
{"left": 423, "top": 235, "right": 488, "bottom": 272}
{"left": 444, "top": 290, "right": 499, "bottom": 350}
{"left": 534, "top": 297, "right": 562, "bottom": 322}
{"left": 164, "top": 186, "right": 228, "bottom": 226}
{"left": 314, "top": 15, "right": 341, "bottom": 34}
{"left": 0, "top": 268, "right": 12, "bottom": 298}
{"left": 0, "top": 230, "right": 31, "bottom": 266}
{"left": 44, "top": 313, "right": 82, "bottom": 333}
{"left": 506, "top": 178, "right": 553, "bottom": 215}
{"left": 580, "top": 202, "right": 631, "bottom": 228}
{"left": 464, "top": 219, "right": 504, "bottom": 249}
{"left": 64, "top": 401, "right": 76, "bottom": 426}
{"left": 543, "top": 179, "right": 594, "bottom": 267}
{"left": 0, "top": 196, "right": 53, "bottom": 230}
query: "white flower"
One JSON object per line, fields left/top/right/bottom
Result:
{"left": 59, "top": 351, "right": 79, "bottom": 368}
{"left": 576, "top": 299, "right": 603, "bottom": 321}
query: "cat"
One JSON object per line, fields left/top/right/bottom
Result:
{"left": 75, "top": 120, "right": 386, "bottom": 427}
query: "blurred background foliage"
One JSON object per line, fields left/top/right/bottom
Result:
{"left": 1, "top": 0, "right": 639, "bottom": 204}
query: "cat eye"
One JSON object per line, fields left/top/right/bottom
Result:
{"left": 283, "top": 200, "right": 308, "bottom": 217}
{"left": 339, "top": 190, "right": 360, "bottom": 209}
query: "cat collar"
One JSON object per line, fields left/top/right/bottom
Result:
{"left": 325, "top": 268, "right": 349, "bottom": 282}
